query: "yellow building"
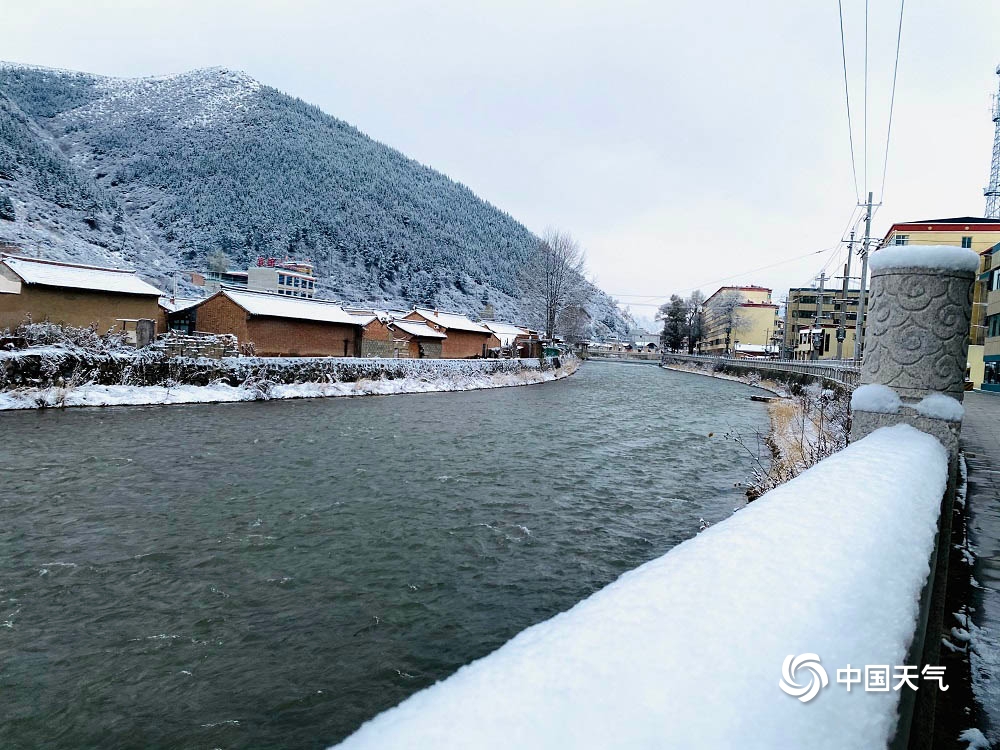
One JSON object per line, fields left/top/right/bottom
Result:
{"left": 783, "top": 287, "right": 867, "bottom": 359}
{"left": 881, "top": 217, "right": 1000, "bottom": 388}
{"left": 792, "top": 324, "right": 859, "bottom": 361}
{"left": 700, "top": 286, "right": 779, "bottom": 356}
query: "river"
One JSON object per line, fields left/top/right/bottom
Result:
{"left": 0, "top": 361, "right": 771, "bottom": 749}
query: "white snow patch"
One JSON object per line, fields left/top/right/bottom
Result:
{"left": 332, "top": 424, "right": 948, "bottom": 750}
{"left": 869, "top": 245, "right": 980, "bottom": 273}
{"left": 851, "top": 383, "right": 901, "bottom": 414}
{"left": 958, "top": 728, "right": 991, "bottom": 749}
{"left": 913, "top": 393, "right": 965, "bottom": 421}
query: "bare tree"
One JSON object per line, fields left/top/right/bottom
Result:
{"left": 558, "top": 303, "right": 592, "bottom": 345}
{"left": 685, "top": 290, "right": 705, "bottom": 353}
{"left": 707, "top": 290, "right": 746, "bottom": 355}
{"left": 521, "top": 229, "right": 589, "bottom": 340}
{"left": 207, "top": 250, "right": 230, "bottom": 273}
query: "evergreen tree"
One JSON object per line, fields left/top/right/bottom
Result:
{"left": 661, "top": 295, "right": 687, "bottom": 351}
{"left": 0, "top": 194, "right": 14, "bottom": 221}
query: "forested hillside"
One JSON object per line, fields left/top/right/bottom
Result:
{"left": 0, "top": 64, "right": 628, "bottom": 335}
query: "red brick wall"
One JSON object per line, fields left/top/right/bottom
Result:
{"left": 440, "top": 329, "right": 490, "bottom": 358}
{"left": 403, "top": 311, "right": 490, "bottom": 358}
{"left": 194, "top": 294, "right": 359, "bottom": 357}
{"left": 247, "top": 318, "right": 358, "bottom": 357}
{"left": 193, "top": 294, "right": 249, "bottom": 341}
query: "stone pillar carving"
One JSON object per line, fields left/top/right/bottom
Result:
{"left": 849, "top": 245, "right": 979, "bottom": 454}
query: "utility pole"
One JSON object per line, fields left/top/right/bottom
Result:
{"left": 854, "top": 191, "right": 874, "bottom": 363}
{"left": 835, "top": 231, "right": 854, "bottom": 360}
{"left": 811, "top": 272, "right": 826, "bottom": 360}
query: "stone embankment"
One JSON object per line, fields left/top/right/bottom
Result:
{"left": 0, "top": 344, "right": 574, "bottom": 410}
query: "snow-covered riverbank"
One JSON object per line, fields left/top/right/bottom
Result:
{"left": 0, "top": 355, "right": 578, "bottom": 410}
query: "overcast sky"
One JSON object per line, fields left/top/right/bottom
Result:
{"left": 4, "top": 1, "right": 1000, "bottom": 319}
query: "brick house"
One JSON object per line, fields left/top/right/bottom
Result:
{"left": 482, "top": 320, "right": 542, "bottom": 358}
{"left": 193, "top": 289, "right": 369, "bottom": 357}
{"left": 388, "top": 318, "right": 447, "bottom": 358}
{"left": 0, "top": 254, "right": 163, "bottom": 332}
{"left": 405, "top": 307, "right": 492, "bottom": 358}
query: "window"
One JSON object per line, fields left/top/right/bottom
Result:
{"left": 962, "top": 236, "right": 973, "bottom": 249}
{"left": 278, "top": 274, "right": 285, "bottom": 284}
{"left": 894, "top": 235, "right": 909, "bottom": 246}
{"left": 294, "top": 277, "right": 300, "bottom": 287}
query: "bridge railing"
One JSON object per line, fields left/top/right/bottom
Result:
{"left": 660, "top": 352, "right": 862, "bottom": 387}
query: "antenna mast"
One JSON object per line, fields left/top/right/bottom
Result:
{"left": 986, "top": 64, "right": 1000, "bottom": 219}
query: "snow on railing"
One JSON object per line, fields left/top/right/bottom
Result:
{"left": 332, "top": 424, "right": 948, "bottom": 750}
{"left": 662, "top": 352, "right": 861, "bottom": 387}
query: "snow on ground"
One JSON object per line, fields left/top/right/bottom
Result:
{"left": 332, "top": 425, "right": 948, "bottom": 750}
{"left": 0, "top": 359, "right": 578, "bottom": 410}
{"left": 958, "top": 727, "right": 991, "bottom": 749}
{"left": 869, "top": 245, "right": 980, "bottom": 273}
{"left": 852, "top": 383, "right": 902, "bottom": 414}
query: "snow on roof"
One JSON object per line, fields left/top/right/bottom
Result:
{"left": 391, "top": 319, "right": 447, "bottom": 339}
{"left": 483, "top": 321, "right": 529, "bottom": 337}
{"left": 2, "top": 255, "right": 163, "bottom": 296}
{"left": 869, "top": 245, "right": 980, "bottom": 273}
{"left": 222, "top": 289, "right": 361, "bottom": 325}
{"left": 412, "top": 308, "right": 491, "bottom": 334}
{"left": 158, "top": 296, "right": 203, "bottom": 313}
{"left": 332, "top": 425, "right": 949, "bottom": 750}
{"left": 734, "top": 343, "right": 770, "bottom": 352}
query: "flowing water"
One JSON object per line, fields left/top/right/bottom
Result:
{"left": 0, "top": 361, "right": 771, "bottom": 749}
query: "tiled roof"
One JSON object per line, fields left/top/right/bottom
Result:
{"left": 3, "top": 255, "right": 163, "bottom": 296}
{"left": 411, "top": 308, "right": 491, "bottom": 334}
{"left": 222, "top": 289, "right": 361, "bottom": 325}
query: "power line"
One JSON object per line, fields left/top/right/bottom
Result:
{"left": 837, "top": 0, "right": 860, "bottom": 201}
{"left": 612, "top": 247, "right": 834, "bottom": 304}
{"left": 864, "top": 0, "right": 870, "bottom": 195}
{"left": 879, "top": 0, "right": 905, "bottom": 201}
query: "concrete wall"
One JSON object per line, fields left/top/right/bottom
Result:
{"left": 0, "top": 285, "right": 161, "bottom": 333}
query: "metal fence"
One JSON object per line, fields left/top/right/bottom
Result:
{"left": 661, "top": 352, "right": 861, "bottom": 388}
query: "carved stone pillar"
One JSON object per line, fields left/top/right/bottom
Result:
{"left": 849, "top": 245, "right": 979, "bottom": 455}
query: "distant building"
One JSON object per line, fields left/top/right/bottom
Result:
{"left": 791, "top": 325, "right": 859, "bottom": 361}
{"left": 202, "top": 258, "right": 317, "bottom": 298}
{"left": 628, "top": 329, "right": 659, "bottom": 350}
{"left": 405, "top": 308, "right": 493, "bottom": 358}
{"left": 0, "top": 254, "right": 163, "bottom": 333}
{"left": 783, "top": 287, "right": 867, "bottom": 359}
{"left": 192, "top": 288, "right": 368, "bottom": 357}
{"left": 880, "top": 217, "right": 1000, "bottom": 387}
{"left": 700, "top": 286, "right": 779, "bottom": 356}
{"left": 247, "top": 258, "right": 317, "bottom": 298}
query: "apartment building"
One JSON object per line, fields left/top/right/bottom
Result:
{"left": 700, "top": 286, "right": 779, "bottom": 356}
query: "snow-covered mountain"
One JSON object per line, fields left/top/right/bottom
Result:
{"left": 0, "top": 63, "right": 627, "bottom": 335}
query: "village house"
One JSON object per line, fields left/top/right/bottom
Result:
{"left": 405, "top": 307, "right": 493, "bottom": 358}
{"left": 158, "top": 296, "right": 202, "bottom": 334}
{"left": 482, "top": 320, "right": 543, "bottom": 358}
{"left": 356, "top": 314, "right": 447, "bottom": 358}
{"left": 0, "top": 254, "right": 163, "bottom": 333}
{"left": 192, "top": 288, "right": 369, "bottom": 357}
